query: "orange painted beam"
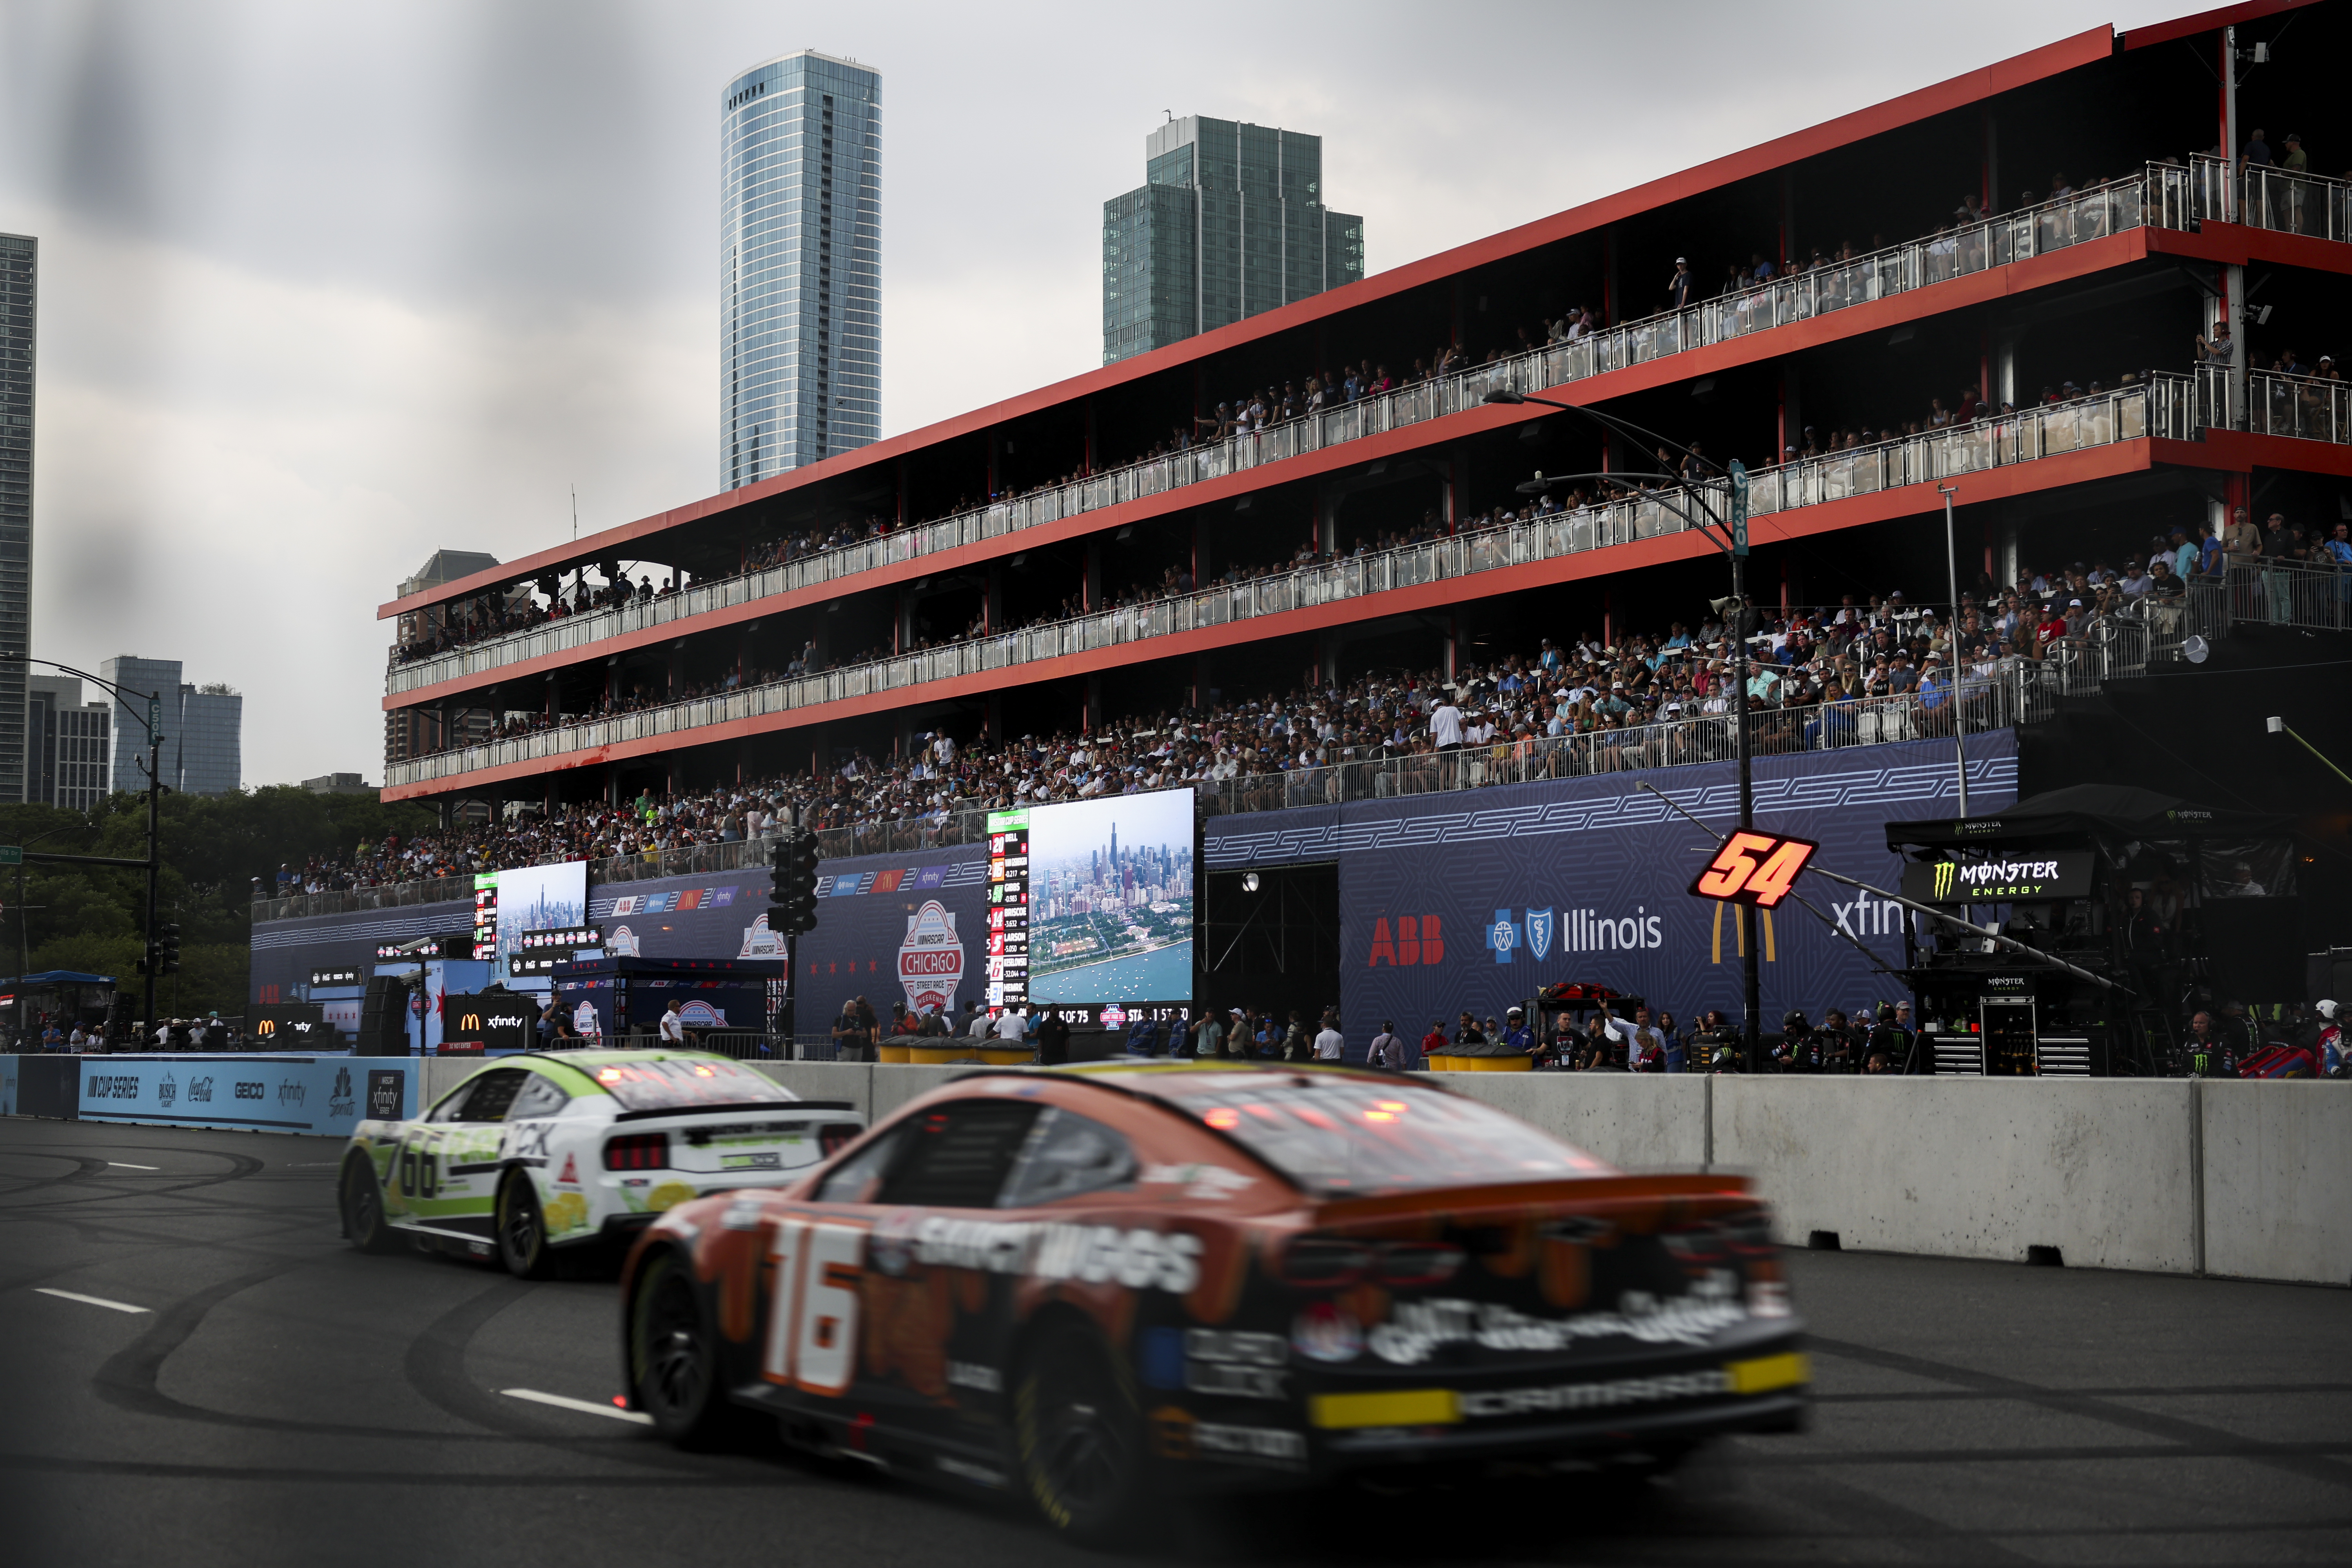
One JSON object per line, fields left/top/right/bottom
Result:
{"left": 386, "top": 227, "right": 2194, "bottom": 713}
{"left": 381, "top": 439, "right": 2162, "bottom": 801}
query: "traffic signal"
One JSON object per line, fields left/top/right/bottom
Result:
{"left": 158, "top": 922, "right": 182, "bottom": 975}
{"left": 768, "top": 827, "right": 820, "bottom": 936}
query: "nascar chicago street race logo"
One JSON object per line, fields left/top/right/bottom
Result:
{"left": 898, "top": 899, "right": 965, "bottom": 1015}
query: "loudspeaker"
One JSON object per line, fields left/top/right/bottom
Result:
{"left": 359, "top": 976, "right": 412, "bottom": 1054}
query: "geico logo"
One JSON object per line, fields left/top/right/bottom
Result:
{"left": 234, "top": 1082, "right": 265, "bottom": 1100}
{"left": 1458, "top": 1369, "right": 1729, "bottom": 1418}
{"left": 1364, "top": 916, "right": 1446, "bottom": 967}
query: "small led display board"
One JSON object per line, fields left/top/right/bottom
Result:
{"left": 1688, "top": 831, "right": 1819, "bottom": 909}
{"left": 309, "top": 966, "right": 365, "bottom": 988}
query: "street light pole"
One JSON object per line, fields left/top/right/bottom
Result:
{"left": 0, "top": 656, "right": 168, "bottom": 1049}
{"left": 1485, "top": 387, "right": 1764, "bottom": 1062}
{"left": 1939, "top": 484, "right": 1970, "bottom": 817}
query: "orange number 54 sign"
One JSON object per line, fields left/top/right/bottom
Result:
{"left": 1689, "top": 831, "right": 1818, "bottom": 909}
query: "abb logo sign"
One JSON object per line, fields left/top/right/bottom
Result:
{"left": 1365, "top": 916, "right": 1446, "bottom": 967}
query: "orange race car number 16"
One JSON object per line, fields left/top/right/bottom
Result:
{"left": 1689, "top": 830, "right": 1818, "bottom": 909}
{"left": 762, "top": 1219, "right": 865, "bottom": 1396}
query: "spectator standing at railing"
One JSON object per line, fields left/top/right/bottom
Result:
{"left": 1667, "top": 258, "right": 1694, "bottom": 309}
{"left": 2223, "top": 505, "right": 2262, "bottom": 562}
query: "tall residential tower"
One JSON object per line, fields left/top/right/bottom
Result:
{"left": 0, "top": 234, "right": 36, "bottom": 800}
{"left": 721, "top": 50, "right": 882, "bottom": 488}
{"left": 1102, "top": 118, "right": 1365, "bottom": 365}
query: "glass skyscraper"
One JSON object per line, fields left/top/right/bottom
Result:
{"left": 99, "top": 655, "right": 243, "bottom": 797}
{"left": 0, "top": 234, "right": 35, "bottom": 800}
{"left": 721, "top": 50, "right": 882, "bottom": 488}
{"left": 1103, "top": 118, "right": 1365, "bottom": 365}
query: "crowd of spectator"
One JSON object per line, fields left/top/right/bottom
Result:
{"left": 294, "top": 491, "right": 2352, "bottom": 901}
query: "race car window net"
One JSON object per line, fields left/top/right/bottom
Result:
{"left": 815, "top": 1126, "right": 903, "bottom": 1204}
{"left": 429, "top": 1069, "right": 527, "bottom": 1123}
{"left": 506, "top": 1074, "right": 570, "bottom": 1120}
{"left": 1160, "top": 1078, "right": 1608, "bottom": 1196}
{"left": 999, "top": 1108, "right": 1136, "bottom": 1209}
{"left": 875, "top": 1100, "right": 1044, "bottom": 1209}
{"left": 583, "top": 1057, "right": 796, "bottom": 1114}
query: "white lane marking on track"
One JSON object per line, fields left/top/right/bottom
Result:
{"left": 35, "top": 1288, "right": 151, "bottom": 1314}
{"left": 107, "top": 1162, "right": 160, "bottom": 1170}
{"left": 501, "top": 1388, "right": 654, "bottom": 1425}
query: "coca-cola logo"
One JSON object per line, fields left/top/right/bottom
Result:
{"left": 897, "top": 900, "right": 965, "bottom": 1016}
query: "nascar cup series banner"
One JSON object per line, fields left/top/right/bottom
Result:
{"left": 1204, "top": 732, "right": 2017, "bottom": 1054}
{"left": 74, "top": 1056, "right": 419, "bottom": 1135}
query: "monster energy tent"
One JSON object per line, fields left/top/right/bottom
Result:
{"left": 1884, "top": 784, "right": 2305, "bottom": 1073}
{"left": 1203, "top": 732, "right": 2017, "bottom": 1056}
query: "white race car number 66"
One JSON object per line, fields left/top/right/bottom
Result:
{"left": 762, "top": 1219, "right": 864, "bottom": 1396}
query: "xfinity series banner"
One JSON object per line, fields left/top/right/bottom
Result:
{"left": 75, "top": 1056, "right": 419, "bottom": 1134}
{"left": 1205, "top": 734, "right": 2017, "bottom": 1054}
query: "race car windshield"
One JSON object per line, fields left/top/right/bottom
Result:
{"left": 1156, "top": 1076, "right": 1610, "bottom": 1196}
{"left": 583, "top": 1058, "right": 795, "bottom": 1113}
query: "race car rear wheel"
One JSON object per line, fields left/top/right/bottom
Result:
{"left": 1014, "top": 1323, "right": 1154, "bottom": 1544}
{"left": 495, "top": 1172, "right": 555, "bottom": 1279}
{"left": 340, "top": 1154, "right": 398, "bottom": 1254}
{"left": 628, "top": 1249, "right": 733, "bottom": 1447}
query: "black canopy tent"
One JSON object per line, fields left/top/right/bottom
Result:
{"left": 1882, "top": 786, "right": 2304, "bottom": 1075}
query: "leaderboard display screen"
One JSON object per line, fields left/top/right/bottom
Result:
{"left": 988, "top": 788, "right": 1194, "bottom": 1022}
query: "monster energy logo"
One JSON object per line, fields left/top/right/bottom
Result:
{"left": 1933, "top": 862, "right": 1956, "bottom": 901}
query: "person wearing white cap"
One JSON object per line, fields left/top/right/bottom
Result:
{"left": 1668, "top": 258, "right": 1694, "bottom": 309}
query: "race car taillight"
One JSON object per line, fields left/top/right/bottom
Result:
{"left": 1374, "top": 1242, "right": 1465, "bottom": 1286}
{"left": 1278, "top": 1237, "right": 1375, "bottom": 1286}
{"left": 817, "top": 1123, "right": 858, "bottom": 1158}
{"left": 1277, "top": 1236, "right": 1465, "bottom": 1288}
{"left": 604, "top": 1132, "right": 668, "bottom": 1171}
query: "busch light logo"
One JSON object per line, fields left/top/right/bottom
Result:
{"left": 155, "top": 1073, "right": 177, "bottom": 1109}
{"left": 1485, "top": 909, "right": 1523, "bottom": 965}
{"left": 1525, "top": 908, "right": 1555, "bottom": 961}
{"left": 677, "top": 1000, "right": 728, "bottom": 1028}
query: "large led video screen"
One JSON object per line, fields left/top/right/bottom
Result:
{"left": 491, "top": 860, "right": 588, "bottom": 986}
{"left": 987, "top": 788, "right": 1194, "bottom": 1021}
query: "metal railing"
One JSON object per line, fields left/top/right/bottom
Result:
{"left": 2243, "top": 368, "right": 2352, "bottom": 446}
{"left": 383, "top": 377, "right": 2185, "bottom": 789}
{"left": 272, "top": 578, "right": 2293, "bottom": 923}
{"left": 386, "top": 167, "right": 2195, "bottom": 700}
{"left": 2203, "top": 154, "right": 2352, "bottom": 244}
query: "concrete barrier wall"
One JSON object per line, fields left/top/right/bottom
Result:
{"left": 1431, "top": 1072, "right": 1710, "bottom": 1173}
{"left": 2200, "top": 1083, "right": 2352, "bottom": 1287}
{"left": 164, "top": 1051, "right": 2346, "bottom": 1288}
{"left": 1712, "top": 1078, "right": 2200, "bottom": 1275}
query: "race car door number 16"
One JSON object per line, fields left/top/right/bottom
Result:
{"left": 762, "top": 1219, "right": 865, "bottom": 1396}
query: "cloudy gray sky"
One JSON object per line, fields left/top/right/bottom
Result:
{"left": 2, "top": 0, "right": 2149, "bottom": 788}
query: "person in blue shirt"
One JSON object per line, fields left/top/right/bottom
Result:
{"left": 1501, "top": 1006, "right": 1537, "bottom": 1055}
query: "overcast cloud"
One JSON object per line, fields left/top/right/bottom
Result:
{"left": 1, "top": 0, "right": 2147, "bottom": 788}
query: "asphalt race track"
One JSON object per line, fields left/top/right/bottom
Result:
{"left": 3, "top": 1117, "right": 2347, "bottom": 1568}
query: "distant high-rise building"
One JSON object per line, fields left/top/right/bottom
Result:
{"left": 26, "top": 673, "right": 109, "bottom": 811}
{"left": 721, "top": 50, "right": 882, "bottom": 488}
{"left": 98, "top": 656, "right": 243, "bottom": 797}
{"left": 1102, "top": 118, "right": 1365, "bottom": 365}
{"left": 0, "top": 234, "right": 36, "bottom": 800}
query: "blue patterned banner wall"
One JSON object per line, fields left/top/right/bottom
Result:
{"left": 1203, "top": 733, "right": 2017, "bottom": 1053}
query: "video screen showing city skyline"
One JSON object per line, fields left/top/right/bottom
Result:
{"left": 1024, "top": 789, "right": 1193, "bottom": 1005}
